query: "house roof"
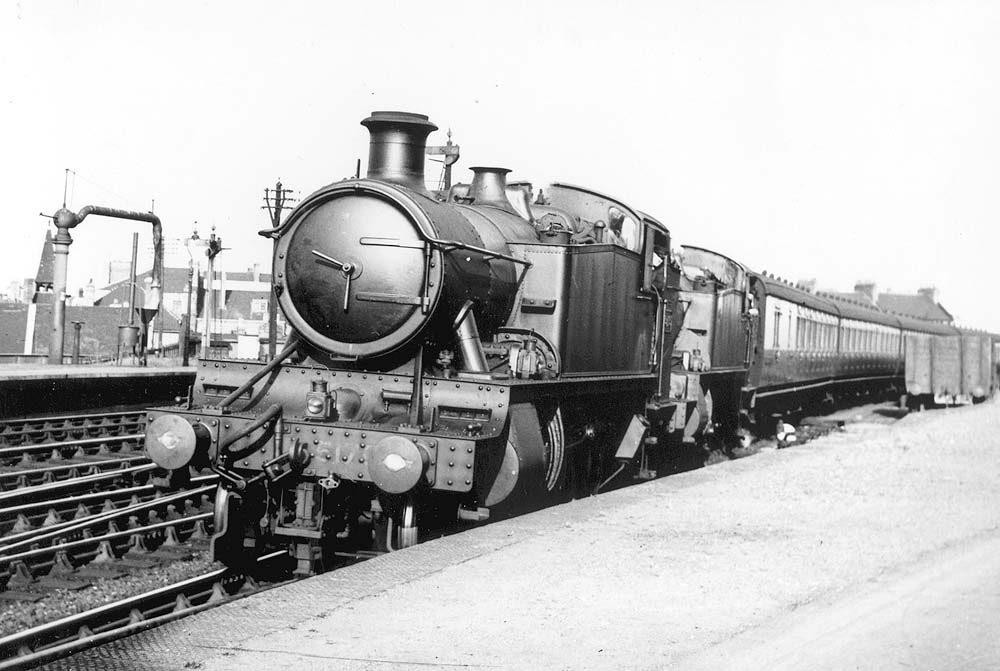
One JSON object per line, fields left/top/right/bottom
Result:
{"left": 828, "top": 291, "right": 878, "bottom": 308}
{"left": 98, "top": 268, "right": 271, "bottom": 299}
{"left": 99, "top": 267, "right": 191, "bottom": 294}
{"left": 877, "top": 293, "right": 953, "bottom": 322}
{"left": 35, "top": 230, "right": 55, "bottom": 288}
{"left": 10, "top": 302, "right": 178, "bottom": 360}
{"left": 98, "top": 273, "right": 269, "bottom": 321}
{"left": 218, "top": 271, "right": 272, "bottom": 282}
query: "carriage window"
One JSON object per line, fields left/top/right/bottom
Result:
{"left": 773, "top": 309, "right": 781, "bottom": 348}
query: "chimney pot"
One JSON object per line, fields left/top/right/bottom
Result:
{"left": 917, "top": 286, "right": 939, "bottom": 304}
{"left": 854, "top": 281, "right": 877, "bottom": 304}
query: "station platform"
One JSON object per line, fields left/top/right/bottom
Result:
{"left": 0, "top": 365, "right": 195, "bottom": 417}
{"left": 46, "top": 401, "right": 1000, "bottom": 670}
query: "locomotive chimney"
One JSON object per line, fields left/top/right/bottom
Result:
{"left": 468, "top": 167, "right": 518, "bottom": 213}
{"left": 361, "top": 111, "right": 438, "bottom": 193}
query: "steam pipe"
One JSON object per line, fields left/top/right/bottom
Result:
{"left": 218, "top": 403, "right": 283, "bottom": 459}
{"left": 48, "top": 205, "right": 163, "bottom": 365}
{"left": 453, "top": 301, "right": 489, "bottom": 373}
{"left": 217, "top": 332, "right": 301, "bottom": 408}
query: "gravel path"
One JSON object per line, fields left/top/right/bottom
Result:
{"left": 49, "top": 400, "right": 1000, "bottom": 670}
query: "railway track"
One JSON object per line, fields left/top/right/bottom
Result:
{"left": 0, "top": 480, "right": 217, "bottom": 585}
{"left": 0, "top": 551, "right": 292, "bottom": 670}
{"left": 0, "top": 411, "right": 147, "bottom": 488}
{"left": 0, "top": 472, "right": 210, "bottom": 537}
{"left": 0, "top": 411, "right": 144, "bottom": 450}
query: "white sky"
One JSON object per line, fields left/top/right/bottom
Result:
{"left": 1, "top": 1, "right": 997, "bottom": 330}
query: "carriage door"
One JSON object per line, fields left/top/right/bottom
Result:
{"left": 743, "top": 277, "right": 758, "bottom": 367}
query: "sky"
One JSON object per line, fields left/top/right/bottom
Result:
{"left": 1, "top": 0, "right": 998, "bottom": 331}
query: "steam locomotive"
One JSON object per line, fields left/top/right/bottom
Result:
{"left": 144, "top": 111, "right": 997, "bottom": 574}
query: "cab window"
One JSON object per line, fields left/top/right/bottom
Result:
{"left": 642, "top": 222, "right": 669, "bottom": 291}
{"left": 607, "top": 207, "right": 639, "bottom": 252}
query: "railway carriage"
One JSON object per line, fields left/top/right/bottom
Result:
{"left": 671, "top": 258, "right": 997, "bottom": 438}
{"left": 742, "top": 274, "right": 908, "bottom": 429}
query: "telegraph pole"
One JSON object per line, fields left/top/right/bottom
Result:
{"left": 202, "top": 229, "right": 223, "bottom": 359}
{"left": 262, "top": 180, "right": 296, "bottom": 359}
{"left": 181, "top": 225, "right": 203, "bottom": 366}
